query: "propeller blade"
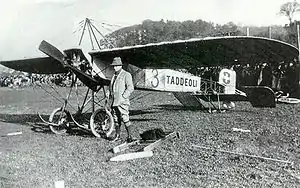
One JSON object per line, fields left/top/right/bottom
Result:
{"left": 38, "top": 40, "right": 66, "bottom": 63}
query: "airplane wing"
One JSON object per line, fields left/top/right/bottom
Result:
{"left": 0, "top": 41, "right": 90, "bottom": 74}
{"left": 0, "top": 42, "right": 89, "bottom": 75}
{"left": 90, "top": 36, "right": 299, "bottom": 69}
{"left": 0, "top": 57, "right": 67, "bottom": 74}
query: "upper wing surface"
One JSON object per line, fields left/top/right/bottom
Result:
{"left": 0, "top": 57, "right": 67, "bottom": 74}
{"left": 90, "top": 36, "right": 299, "bottom": 69}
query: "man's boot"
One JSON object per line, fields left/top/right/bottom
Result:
{"left": 125, "top": 122, "right": 133, "bottom": 142}
{"left": 111, "top": 123, "right": 121, "bottom": 142}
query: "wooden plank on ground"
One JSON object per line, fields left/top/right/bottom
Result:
{"left": 143, "top": 131, "right": 179, "bottom": 151}
{"left": 112, "top": 140, "right": 141, "bottom": 154}
{"left": 110, "top": 150, "right": 153, "bottom": 162}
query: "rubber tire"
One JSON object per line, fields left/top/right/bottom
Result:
{"left": 90, "top": 108, "right": 114, "bottom": 138}
{"left": 49, "top": 107, "right": 70, "bottom": 134}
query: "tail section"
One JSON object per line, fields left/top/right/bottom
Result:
{"left": 218, "top": 68, "right": 236, "bottom": 94}
{"left": 243, "top": 86, "right": 276, "bottom": 108}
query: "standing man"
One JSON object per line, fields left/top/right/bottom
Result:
{"left": 109, "top": 57, "right": 134, "bottom": 142}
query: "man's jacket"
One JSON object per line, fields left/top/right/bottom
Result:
{"left": 110, "top": 69, "right": 134, "bottom": 106}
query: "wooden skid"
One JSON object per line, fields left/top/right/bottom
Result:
{"left": 112, "top": 131, "right": 179, "bottom": 154}
{"left": 112, "top": 140, "right": 141, "bottom": 154}
{"left": 38, "top": 113, "right": 61, "bottom": 127}
{"left": 143, "top": 131, "right": 178, "bottom": 151}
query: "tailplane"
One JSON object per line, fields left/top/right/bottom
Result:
{"left": 218, "top": 68, "right": 236, "bottom": 94}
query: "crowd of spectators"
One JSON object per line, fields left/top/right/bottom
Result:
{"left": 0, "top": 73, "right": 74, "bottom": 88}
{"left": 195, "top": 60, "right": 300, "bottom": 96}
{"left": 1, "top": 61, "right": 299, "bottom": 97}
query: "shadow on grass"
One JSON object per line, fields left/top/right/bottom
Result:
{"left": 0, "top": 113, "right": 94, "bottom": 137}
{"left": 130, "top": 118, "right": 157, "bottom": 122}
{"left": 31, "top": 122, "right": 96, "bottom": 138}
{"left": 0, "top": 113, "right": 41, "bottom": 125}
{"left": 154, "top": 104, "right": 262, "bottom": 114}
{"left": 0, "top": 113, "right": 53, "bottom": 134}
{"left": 130, "top": 109, "right": 159, "bottom": 116}
{"left": 0, "top": 109, "right": 160, "bottom": 136}
{"left": 154, "top": 104, "right": 204, "bottom": 111}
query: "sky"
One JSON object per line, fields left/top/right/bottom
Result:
{"left": 0, "top": 0, "right": 295, "bottom": 60}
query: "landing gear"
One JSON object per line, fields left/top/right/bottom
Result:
{"left": 90, "top": 108, "right": 114, "bottom": 138}
{"left": 49, "top": 107, "right": 71, "bottom": 134}
{"left": 36, "top": 37, "right": 114, "bottom": 139}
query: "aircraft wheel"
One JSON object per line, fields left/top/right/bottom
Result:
{"left": 49, "top": 107, "right": 70, "bottom": 134}
{"left": 90, "top": 108, "right": 114, "bottom": 138}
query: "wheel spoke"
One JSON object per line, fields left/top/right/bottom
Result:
{"left": 90, "top": 109, "right": 114, "bottom": 138}
{"left": 49, "top": 108, "right": 70, "bottom": 134}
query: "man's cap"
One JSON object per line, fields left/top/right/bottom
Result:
{"left": 111, "top": 57, "right": 123, "bottom": 66}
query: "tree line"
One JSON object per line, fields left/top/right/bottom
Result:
{"left": 99, "top": 1, "right": 300, "bottom": 48}
{"left": 98, "top": 1, "right": 300, "bottom": 97}
{"left": 101, "top": 19, "right": 295, "bottom": 48}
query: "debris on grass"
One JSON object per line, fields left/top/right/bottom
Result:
{"left": 7, "top": 131, "right": 22, "bottom": 136}
{"left": 54, "top": 180, "right": 65, "bottom": 188}
{"left": 192, "top": 144, "right": 293, "bottom": 164}
{"left": 1, "top": 131, "right": 23, "bottom": 137}
{"left": 1, "top": 88, "right": 300, "bottom": 187}
{"left": 232, "top": 128, "right": 251, "bottom": 133}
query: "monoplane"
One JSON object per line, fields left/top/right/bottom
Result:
{"left": 1, "top": 36, "right": 299, "bottom": 138}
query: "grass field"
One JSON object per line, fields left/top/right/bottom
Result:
{"left": 0, "top": 86, "right": 300, "bottom": 188}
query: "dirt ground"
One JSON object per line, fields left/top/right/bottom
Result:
{"left": 0, "top": 86, "right": 300, "bottom": 188}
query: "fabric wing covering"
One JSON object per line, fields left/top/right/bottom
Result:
{"left": 90, "top": 36, "right": 299, "bottom": 69}
{"left": 0, "top": 57, "right": 67, "bottom": 74}
{"left": 1, "top": 36, "right": 298, "bottom": 74}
